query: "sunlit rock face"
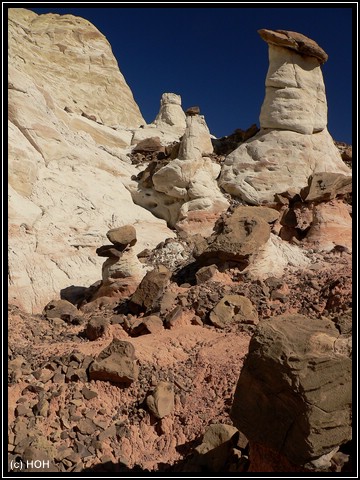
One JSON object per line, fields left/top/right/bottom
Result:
{"left": 219, "top": 29, "right": 351, "bottom": 205}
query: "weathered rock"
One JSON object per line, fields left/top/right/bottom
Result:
{"left": 84, "top": 317, "right": 109, "bottom": 340}
{"left": 178, "top": 114, "right": 213, "bottom": 160}
{"left": 129, "top": 265, "right": 172, "bottom": 313}
{"left": 96, "top": 245, "right": 124, "bottom": 258}
{"left": 245, "top": 233, "right": 310, "bottom": 280}
{"left": 231, "top": 314, "right": 352, "bottom": 466}
{"left": 196, "top": 265, "right": 218, "bottom": 284}
{"left": 185, "top": 106, "right": 200, "bottom": 116}
{"left": 300, "top": 172, "right": 352, "bottom": 202}
{"left": 305, "top": 199, "right": 352, "bottom": 252}
{"left": 195, "top": 206, "right": 278, "bottom": 264}
{"left": 8, "top": 9, "right": 175, "bottom": 314}
{"left": 220, "top": 129, "right": 351, "bottom": 205}
{"left": 219, "top": 29, "right": 351, "bottom": 205}
{"left": 258, "top": 29, "right": 328, "bottom": 63}
{"left": 93, "top": 245, "right": 147, "bottom": 300}
{"left": 9, "top": 8, "right": 144, "bottom": 128}
{"left": 43, "top": 299, "right": 80, "bottom": 323}
{"left": 106, "top": 225, "right": 137, "bottom": 248}
{"left": 89, "top": 339, "right": 138, "bottom": 384}
{"left": 196, "top": 424, "right": 239, "bottom": 454}
{"left": 210, "top": 295, "right": 258, "bottom": 328}
{"left": 146, "top": 381, "right": 175, "bottom": 419}
{"left": 128, "top": 315, "right": 164, "bottom": 336}
{"left": 132, "top": 137, "right": 165, "bottom": 154}
{"left": 153, "top": 93, "right": 186, "bottom": 132}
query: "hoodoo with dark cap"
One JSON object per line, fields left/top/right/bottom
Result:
{"left": 219, "top": 29, "right": 351, "bottom": 205}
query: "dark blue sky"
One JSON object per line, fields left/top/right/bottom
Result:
{"left": 27, "top": 6, "right": 353, "bottom": 143}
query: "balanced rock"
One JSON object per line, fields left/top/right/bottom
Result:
{"left": 106, "top": 225, "right": 137, "bottom": 248}
{"left": 219, "top": 29, "right": 351, "bottom": 205}
{"left": 258, "top": 28, "right": 328, "bottom": 64}
{"left": 89, "top": 339, "right": 138, "bottom": 384}
{"left": 230, "top": 314, "right": 352, "bottom": 466}
{"left": 185, "top": 106, "right": 200, "bottom": 116}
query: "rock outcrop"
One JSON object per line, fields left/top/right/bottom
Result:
{"left": 8, "top": 8, "right": 175, "bottom": 313}
{"left": 132, "top": 111, "right": 229, "bottom": 233}
{"left": 8, "top": 8, "right": 144, "bottom": 128}
{"left": 231, "top": 314, "right": 352, "bottom": 469}
{"left": 219, "top": 29, "right": 351, "bottom": 205}
{"left": 92, "top": 226, "right": 147, "bottom": 300}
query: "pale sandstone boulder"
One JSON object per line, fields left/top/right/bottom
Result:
{"left": 305, "top": 200, "right": 352, "bottom": 252}
{"left": 8, "top": 8, "right": 144, "bottom": 128}
{"left": 245, "top": 233, "right": 310, "bottom": 280}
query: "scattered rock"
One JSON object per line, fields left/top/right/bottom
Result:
{"left": 43, "top": 299, "right": 80, "bottom": 324}
{"left": 146, "top": 381, "right": 175, "bottom": 419}
{"left": 210, "top": 295, "right": 259, "bottom": 328}
{"left": 84, "top": 317, "right": 109, "bottom": 341}
{"left": 89, "top": 339, "right": 138, "bottom": 384}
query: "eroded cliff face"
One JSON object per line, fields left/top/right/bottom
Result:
{"left": 8, "top": 8, "right": 175, "bottom": 313}
{"left": 8, "top": 8, "right": 145, "bottom": 128}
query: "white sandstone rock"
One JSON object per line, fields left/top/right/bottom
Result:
{"left": 153, "top": 93, "right": 186, "bottom": 131}
{"left": 260, "top": 45, "right": 327, "bottom": 134}
{"left": 178, "top": 115, "right": 214, "bottom": 160}
{"left": 8, "top": 9, "right": 175, "bottom": 313}
{"left": 219, "top": 128, "right": 351, "bottom": 205}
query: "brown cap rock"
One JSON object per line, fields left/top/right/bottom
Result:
{"left": 258, "top": 29, "right": 328, "bottom": 64}
{"left": 106, "top": 225, "right": 137, "bottom": 248}
{"left": 185, "top": 106, "right": 201, "bottom": 116}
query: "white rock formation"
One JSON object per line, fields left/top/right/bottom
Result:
{"left": 8, "top": 8, "right": 144, "bottom": 128}
{"left": 219, "top": 29, "right": 351, "bottom": 205}
{"left": 153, "top": 93, "right": 186, "bottom": 132}
{"left": 132, "top": 113, "right": 229, "bottom": 232}
{"left": 8, "top": 8, "right": 175, "bottom": 313}
{"left": 259, "top": 44, "right": 327, "bottom": 134}
{"left": 130, "top": 92, "right": 187, "bottom": 146}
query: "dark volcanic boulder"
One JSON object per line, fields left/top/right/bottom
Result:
{"left": 230, "top": 314, "right": 352, "bottom": 467}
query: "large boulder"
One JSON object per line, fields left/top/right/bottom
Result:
{"left": 194, "top": 206, "right": 279, "bottom": 264}
{"left": 230, "top": 314, "right": 352, "bottom": 467}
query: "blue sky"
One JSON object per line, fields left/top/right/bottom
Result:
{"left": 27, "top": 6, "right": 354, "bottom": 143}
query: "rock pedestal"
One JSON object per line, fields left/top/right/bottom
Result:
{"left": 219, "top": 29, "right": 351, "bottom": 205}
